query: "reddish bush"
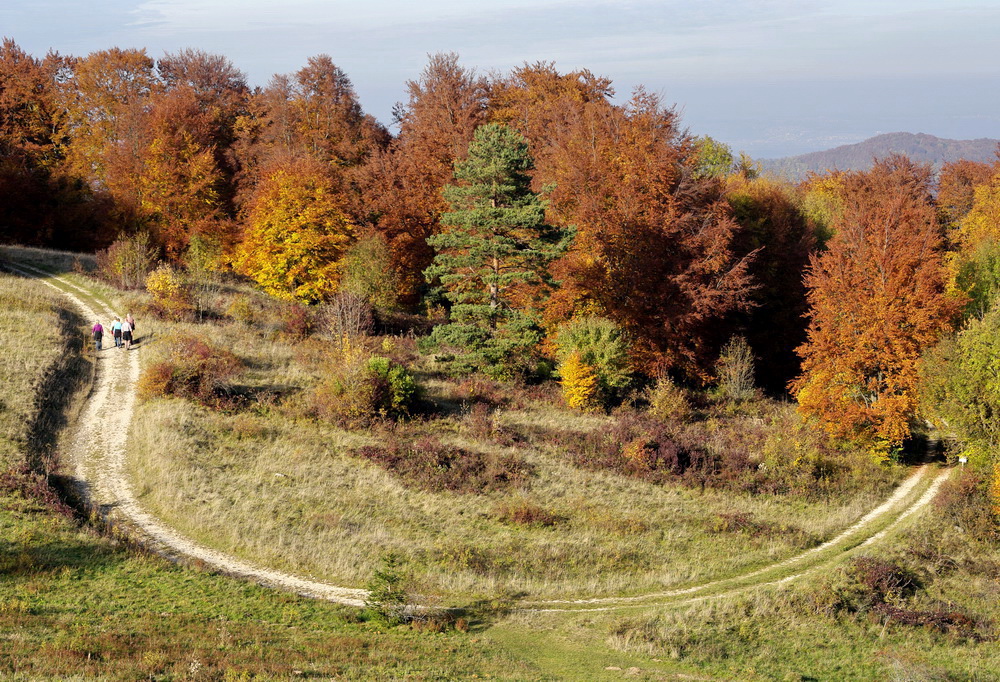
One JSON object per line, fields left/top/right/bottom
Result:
{"left": 279, "top": 303, "right": 315, "bottom": 338}
{"left": 462, "top": 404, "right": 523, "bottom": 447}
{"left": 872, "top": 604, "right": 992, "bottom": 640}
{"left": 847, "top": 556, "right": 920, "bottom": 609}
{"left": 355, "top": 437, "right": 533, "bottom": 494}
{"left": 137, "top": 334, "right": 242, "bottom": 404}
{"left": 454, "top": 376, "right": 509, "bottom": 407}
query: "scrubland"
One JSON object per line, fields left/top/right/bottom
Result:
{"left": 110, "top": 273, "right": 911, "bottom": 603}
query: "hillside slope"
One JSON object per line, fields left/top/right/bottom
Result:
{"left": 761, "top": 132, "right": 999, "bottom": 181}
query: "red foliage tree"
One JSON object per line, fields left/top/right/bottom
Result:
{"left": 354, "top": 53, "right": 488, "bottom": 304}
{"left": 494, "top": 66, "right": 755, "bottom": 378}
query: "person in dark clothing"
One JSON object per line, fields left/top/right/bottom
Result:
{"left": 92, "top": 321, "right": 104, "bottom": 351}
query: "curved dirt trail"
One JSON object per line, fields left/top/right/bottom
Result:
{"left": 14, "top": 261, "right": 952, "bottom": 612}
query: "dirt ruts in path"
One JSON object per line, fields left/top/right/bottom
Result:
{"left": 12, "top": 261, "right": 951, "bottom": 613}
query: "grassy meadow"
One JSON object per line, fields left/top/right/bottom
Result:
{"left": 0, "top": 258, "right": 538, "bottom": 680}
{"left": 2, "top": 247, "right": 998, "bottom": 681}
{"left": 120, "top": 278, "right": 908, "bottom": 602}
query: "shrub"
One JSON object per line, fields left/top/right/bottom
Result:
{"left": 462, "top": 403, "right": 522, "bottom": 447}
{"left": 339, "top": 233, "right": 400, "bottom": 310}
{"left": 323, "top": 292, "right": 374, "bottom": 341}
{"left": 495, "top": 499, "right": 564, "bottom": 528}
{"left": 225, "top": 295, "right": 256, "bottom": 325}
{"left": 145, "top": 265, "right": 194, "bottom": 320}
{"left": 137, "top": 334, "right": 242, "bottom": 404}
{"left": 95, "top": 231, "right": 159, "bottom": 289}
{"left": 355, "top": 436, "right": 533, "bottom": 494}
{"left": 933, "top": 468, "right": 999, "bottom": 541}
{"left": 366, "top": 357, "right": 418, "bottom": 416}
{"left": 715, "top": 336, "right": 756, "bottom": 402}
{"left": 645, "top": 376, "right": 692, "bottom": 421}
{"left": 843, "top": 556, "right": 920, "bottom": 611}
{"left": 312, "top": 356, "right": 418, "bottom": 428}
{"left": 710, "top": 512, "right": 817, "bottom": 548}
{"left": 454, "top": 376, "right": 508, "bottom": 407}
{"left": 562, "top": 412, "right": 714, "bottom": 485}
{"left": 554, "top": 316, "right": 632, "bottom": 404}
{"left": 279, "top": 302, "right": 315, "bottom": 339}
{"left": 559, "top": 351, "right": 599, "bottom": 411}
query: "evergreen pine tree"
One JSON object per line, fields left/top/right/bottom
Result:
{"left": 424, "top": 123, "right": 572, "bottom": 377}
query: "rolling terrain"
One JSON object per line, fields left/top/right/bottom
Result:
{"left": 761, "top": 132, "right": 999, "bottom": 180}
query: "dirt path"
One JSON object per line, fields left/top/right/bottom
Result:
{"left": 13, "top": 261, "right": 952, "bottom": 613}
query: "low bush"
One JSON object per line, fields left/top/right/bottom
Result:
{"left": 710, "top": 512, "right": 817, "bottom": 548}
{"left": 224, "top": 295, "right": 256, "bottom": 325}
{"left": 645, "top": 376, "right": 692, "bottom": 422}
{"left": 355, "top": 436, "right": 533, "bottom": 494}
{"left": 95, "top": 231, "right": 158, "bottom": 289}
{"left": 558, "top": 411, "right": 735, "bottom": 488}
{"left": 453, "top": 375, "right": 510, "bottom": 407}
{"left": 137, "top": 334, "right": 243, "bottom": 404}
{"left": 714, "top": 336, "right": 757, "bottom": 402}
{"left": 933, "top": 468, "right": 999, "bottom": 541}
{"left": 462, "top": 403, "right": 523, "bottom": 447}
{"left": 312, "top": 356, "right": 418, "bottom": 428}
{"left": 841, "top": 556, "right": 921, "bottom": 612}
{"left": 554, "top": 316, "right": 632, "bottom": 407}
{"left": 145, "top": 265, "right": 194, "bottom": 321}
{"left": 278, "top": 302, "right": 316, "bottom": 339}
{"left": 495, "top": 499, "right": 564, "bottom": 528}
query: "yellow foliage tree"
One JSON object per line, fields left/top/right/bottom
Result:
{"left": 233, "top": 159, "right": 354, "bottom": 303}
{"left": 945, "top": 169, "right": 1000, "bottom": 318}
{"left": 559, "top": 350, "right": 598, "bottom": 411}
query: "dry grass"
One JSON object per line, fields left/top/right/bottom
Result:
{"left": 603, "top": 499, "right": 1000, "bottom": 680}
{"left": 0, "top": 268, "right": 84, "bottom": 472}
{"left": 124, "top": 287, "right": 909, "bottom": 602}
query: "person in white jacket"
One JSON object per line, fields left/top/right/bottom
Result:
{"left": 121, "top": 318, "right": 133, "bottom": 350}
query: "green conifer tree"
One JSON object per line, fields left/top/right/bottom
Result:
{"left": 424, "top": 123, "right": 572, "bottom": 377}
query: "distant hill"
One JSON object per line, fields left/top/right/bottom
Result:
{"left": 760, "top": 132, "right": 999, "bottom": 181}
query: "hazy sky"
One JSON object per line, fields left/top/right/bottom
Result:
{"left": 3, "top": 0, "right": 999, "bottom": 157}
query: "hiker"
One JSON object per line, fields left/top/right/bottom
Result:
{"left": 121, "top": 317, "right": 133, "bottom": 350}
{"left": 91, "top": 320, "right": 104, "bottom": 351}
{"left": 125, "top": 312, "right": 135, "bottom": 335}
{"left": 111, "top": 316, "right": 122, "bottom": 348}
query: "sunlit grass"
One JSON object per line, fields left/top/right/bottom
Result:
{"left": 125, "top": 280, "right": 908, "bottom": 602}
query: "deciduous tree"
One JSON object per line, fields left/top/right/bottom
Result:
{"left": 233, "top": 158, "right": 354, "bottom": 303}
{"left": 792, "top": 157, "right": 958, "bottom": 456}
{"left": 355, "top": 53, "right": 487, "bottom": 304}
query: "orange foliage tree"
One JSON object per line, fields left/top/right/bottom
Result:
{"left": 791, "top": 157, "right": 958, "bottom": 456}
{"left": 137, "top": 87, "right": 226, "bottom": 259}
{"left": 507, "top": 78, "right": 755, "bottom": 378}
{"left": 937, "top": 158, "right": 996, "bottom": 232}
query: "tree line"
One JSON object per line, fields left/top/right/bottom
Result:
{"left": 3, "top": 40, "right": 1000, "bottom": 468}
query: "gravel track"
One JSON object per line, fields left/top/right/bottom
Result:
{"left": 12, "top": 261, "right": 951, "bottom": 613}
